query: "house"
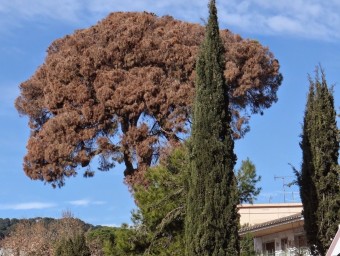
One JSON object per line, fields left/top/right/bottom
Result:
{"left": 326, "top": 225, "right": 340, "bottom": 256}
{"left": 239, "top": 203, "right": 310, "bottom": 255}
{"left": 239, "top": 203, "right": 340, "bottom": 255}
{"left": 240, "top": 212, "right": 310, "bottom": 255}
{"left": 239, "top": 203, "right": 303, "bottom": 226}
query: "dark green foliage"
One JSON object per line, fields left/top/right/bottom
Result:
{"left": 72, "top": 234, "right": 91, "bottom": 255}
{"left": 132, "top": 145, "right": 188, "bottom": 255}
{"left": 55, "top": 234, "right": 90, "bottom": 256}
{"left": 236, "top": 158, "right": 262, "bottom": 204}
{"left": 55, "top": 239, "right": 73, "bottom": 256}
{"left": 0, "top": 217, "right": 55, "bottom": 241}
{"left": 0, "top": 218, "right": 19, "bottom": 239}
{"left": 295, "top": 67, "right": 340, "bottom": 255}
{"left": 125, "top": 144, "right": 261, "bottom": 255}
{"left": 185, "top": 1, "right": 240, "bottom": 255}
{"left": 86, "top": 226, "right": 116, "bottom": 255}
{"left": 295, "top": 79, "right": 319, "bottom": 255}
{"left": 113, "top": 224, "right": 149, "bottom": 255}
{"left": 240, "top": 232, "right": 256, "bottom": 256}
{"left": 86, "top": 225, "right": 147, "bottom": 256}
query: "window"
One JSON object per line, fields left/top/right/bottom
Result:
{"left": 281, "top": 237, "right": 288, "bottom": 251}
{"left": 262, "top": 241, "right": 275, "bottom": 255}
{"left": 294, "top": 235, "right": 307, "bottom": 248}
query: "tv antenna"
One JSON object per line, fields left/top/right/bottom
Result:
{"left": 274, "top": 176, "right": 293, "bottom": 203}
{"left": 268, "top": 195, "right": 272, "bottom": 203}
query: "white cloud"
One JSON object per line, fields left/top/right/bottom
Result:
{"left": 267, "top": 15, "right": 303, "bottom": 34}
{"left": 68, "top": 199, "right": 91, "bottom": 206}
{"left": 0, "top": 0, "right": 340, "bottom": 40}
{"left": 87, "top": 0, "right": 205, "bottom": 15}
{"left": 98, "top": 223, "right": 120, "bottom": 227}
{"left": 93, "top": 201, "right": 106, "bottom": 205}
{"left": 218, "top": 0, "right": 340, "bottom": 40}
{"left": 0, "top": 202, "right": 56, "bottom": 210}
{"left": 0, "top": 0, "right": 82, "bottom": 23}
{"left": 68, "top": 199, "right": 106, "bottom": 207}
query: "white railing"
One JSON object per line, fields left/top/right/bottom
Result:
{"left": 257, "top": 247, "right": 311, "bottom": 256}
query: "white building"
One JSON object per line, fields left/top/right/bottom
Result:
{"left": 326, "top": 225, "right": 340, "bottom": 256}
{"left": 239, "top": 203, "right": 340, "bottom": 256}
{"left": 240, "top": 212, "right": 310, "bottom": 255}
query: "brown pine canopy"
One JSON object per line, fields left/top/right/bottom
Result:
{"left": 15, "top": 12, "right": 282, "bottom": 187}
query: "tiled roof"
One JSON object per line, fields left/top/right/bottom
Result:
{"left": 239, "top": 213, "right": 303, "bottom": 235}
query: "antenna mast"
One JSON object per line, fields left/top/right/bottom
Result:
{"left": 274, "top": 176, "right": 293, "bottom": 203}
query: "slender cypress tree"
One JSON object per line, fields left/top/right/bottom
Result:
{"left": 185, "top": 1, "right": 239, "bottom": 255}
{"left": 297, "top": 80, "right": 319, "bottom": 255}
{"left": 296, "top": 67, "right": 340, "bottom": 255}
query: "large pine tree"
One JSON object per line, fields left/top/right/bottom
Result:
{"left": 185, "top": 1, "right": 239, "bottom": 255}
{"left": 296, "top": 68, "right": 339, "bottom": 255}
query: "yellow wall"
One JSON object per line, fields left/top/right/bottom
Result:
{"left": 239, "top": 203, "right": 303, "bottom": 226}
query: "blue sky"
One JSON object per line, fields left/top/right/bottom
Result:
{"left": 0, "top": 0, "right": 339, "bottom": 226}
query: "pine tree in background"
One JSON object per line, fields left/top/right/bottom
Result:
{"left": 185, "top": 1, "right": 239, "bottom": 255}
{"left": 296, "top": 67, "right": 340, "bottom": 255}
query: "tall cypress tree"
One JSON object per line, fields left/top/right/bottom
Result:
{"left": 296, "top": 68, "right": 340, "bottom": 255}
{"left": 185, "top": 1, "right": 239, "bottom": 255}
{"left": 297, "top": 80, "right": 319, "bottom": 255}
